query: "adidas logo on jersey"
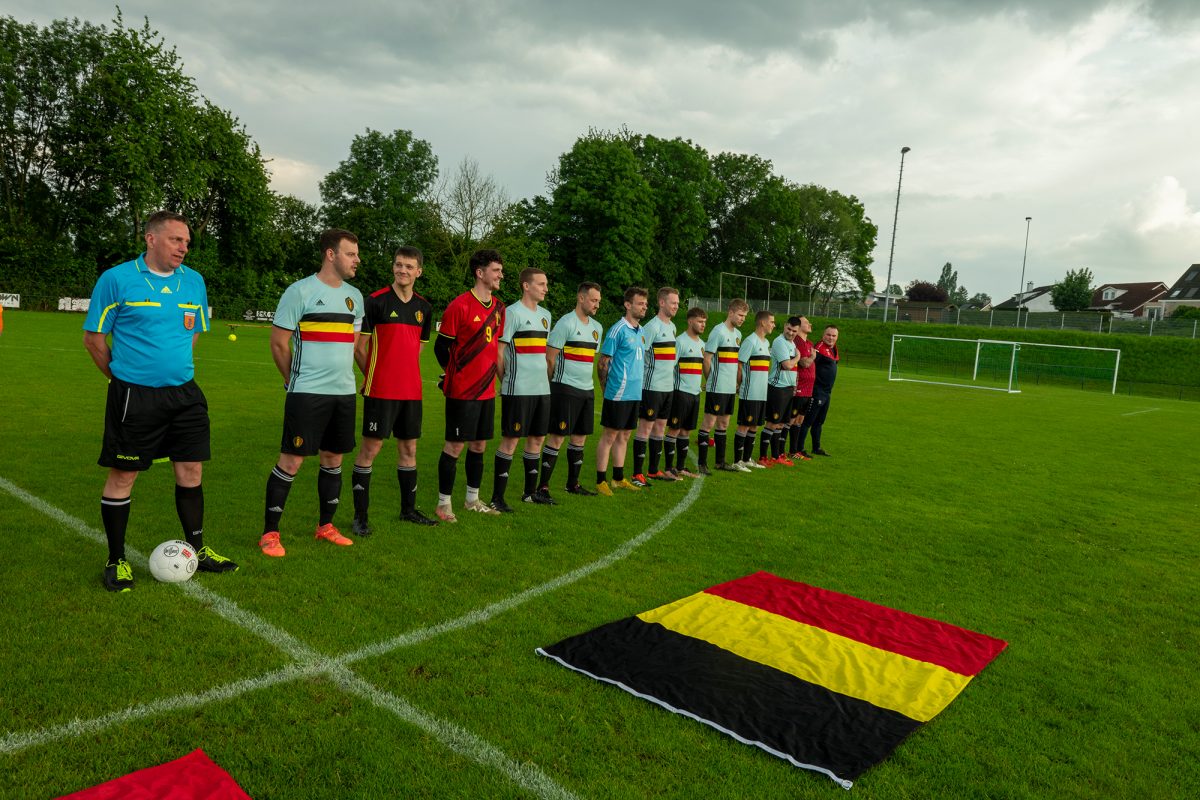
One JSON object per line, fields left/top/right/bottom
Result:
{"left": 160, "top": 286, "right": 172, "bottom": 293}
{"left": 316, "top": 299, "right": 325, "bottom": 306}
{"left": 473, "top": 315, "right": 481, "bottom": 322}
{"left": 390, "top": 311, "right": 399, "bottom": 317}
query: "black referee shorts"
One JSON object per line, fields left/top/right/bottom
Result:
{"left": 99, "top": 377, "right": 210, "bottom": 471}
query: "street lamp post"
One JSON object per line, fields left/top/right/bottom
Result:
{"left": 882, "top": 146, "right": 912, "bottom": 323}
{"left": 1017, "top": 216, "right": 1032, "bottom": 324}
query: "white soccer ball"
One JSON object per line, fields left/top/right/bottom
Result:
{"left": 148, "top": 540, "right": 199, "bottom": 583}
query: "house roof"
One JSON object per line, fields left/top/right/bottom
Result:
{"left": 1088, "top": 282, "right": 1168, "bottom": 312}
{"left": 993, "top": 285, "right": 1054, "bottom": 310}
{"left": 1162, "top": 264, "right": 1200, "bottom": 303}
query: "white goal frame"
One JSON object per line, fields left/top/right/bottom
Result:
{"left": 888, "top": 335, "right": 1123, "bottom": 395}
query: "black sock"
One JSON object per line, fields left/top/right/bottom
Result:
{"left": 633, "top": 436, "right": 647, "bottom": 476}
{"left": 613, "top": 465, "right": 624, "bottom": 482}
{"left": 567, "top": 445, "right": 584, "bottom": 488}
{"left": 772, "top": 429, "right": 784, "bottom": 459}
{"left": 101, "top": 495, "right": 131, "bottom": 564}
{"left": 264, "top": 466, "right": 294, "bottom": 534}
{"left": 676, "top": 436, "right": 689, "bottom": 471}
{"left": 760, "top": 430, "right": 770, "bottom": 460}
{"left": 523, "top": 453, "right": 540, "bottom": 496}
{"left": 437, "top": 452, "right": 458, "bottom": 497}
{"left": 398, "top": 465, "right": 417, "bottom": 514}
{"left": 492, "top": 452, "right": 512, "bottom": 502}
{"left": 663, "top": 437, "right": 675, "bottom": 471}
{"left": 789, "top": 422, "right": 801, "bottom": 453}
{"left": 318, "top": 465, "right": 342, "bottom": 526}
{"left": 465, "top": 450, "right": 484, "bottom": 494}
{"left": 698, "top": 429, "right": 710, "bottom": 467}
{"left": 648, "top": 436, "right": 663, "bottom": 474}
{"left": 540, "top": 446, "right": 560, "bottom": 488}
{"left": 175, "top": 484, "right": 204, "bottom": 550}
{"left": 714, "top": 430, "right": 727, "bottom": 465}
{"left": 734, "top": 432, "right": 746, "bottom": 463}
{"left": 596, "top": 469, "right": 607, "bottom": 485}
{"left": 352, "top": 464, "right": 372, "bottom": 522}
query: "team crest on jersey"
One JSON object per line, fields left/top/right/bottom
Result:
{"left": 592, "top": 330, "right": 599, "bottom": 341}
{"left": 541, "top": 318, "right": 548, "bottom": 329}
{"left": 183, "top": 311, "right": 195, "bottom": 331}
{"left": 293, "top": 436, "right": 304, "bottom": 448}
{"left": 415, "top": 310, "right": 424, "bottom": 324}
{"left": 345, "top": 297, "right": 355, "bottom": 312}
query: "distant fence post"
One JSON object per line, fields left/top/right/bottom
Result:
{"left": 1149, "top": 317, "right": 1155, "bottom": 336}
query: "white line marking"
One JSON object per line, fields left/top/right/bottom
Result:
{"left": 1121, "top": 408, "right": 1159, "bottom": 416}
{"left": 0, "top": 477, "right": 582, "bottom": 800}
{"left": 0, "top": 470, "right": 706, "bottom": 797}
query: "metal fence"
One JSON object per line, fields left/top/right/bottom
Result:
{"left": 685, "top": 297, "right": 1200, "bottom": 338}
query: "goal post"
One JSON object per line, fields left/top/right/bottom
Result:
{"left": 889, "top": 335, "right": 1020, "bottom": 392}
{"left": 889, "top": 335, "right": 1121, "bottom": 395}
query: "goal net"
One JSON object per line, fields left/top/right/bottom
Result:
{"left": 888, "top": 335, "right": 1121, "bottom": 394}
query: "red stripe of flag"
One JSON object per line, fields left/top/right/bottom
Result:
{"left": 704, "top": 571, "right": 1007, "bottom": 676}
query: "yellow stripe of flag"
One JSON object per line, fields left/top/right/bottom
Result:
{"left": 638, "top": 592, "right": 971, "bottom": 722}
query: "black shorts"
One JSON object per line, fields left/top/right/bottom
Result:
{"left": 501, "top": 394, "right": 551, "bottom": 438}
{"left": 361, "top": 397, "right": 422, "bottom": 440}
{"left": 704, "top": 392, "right": 734, "bottom": 417}
{"left": 281, "top": 392, "right": 356, "bottom": 456}
{"left": 601, "top": 399, "right": 639, "bottom": 431}
{"left": 737, "top": 398, "right": 766, "bottom": 428}
{"left": 667, "top": 392, "right": 700, "bottom": 432}
{"left": 639, "top": 389, "right": 673, "bottom": 422}
{"left": 766, "top": 386, "right": 794, "bottom": 424}
{"left": 445, "top": 397, "right": 495, "bottom": 443}
{"left": 549, "top": 384, "right": 594, "bottom": 437}
{"left": 100, "top": 377, "right": 210, "bottom": 471}
{"left": 792, "top": 395, "right": 813, "bottom": 418}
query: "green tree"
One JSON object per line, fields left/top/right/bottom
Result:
{"left": 702, "top": 151, "right": 776, "bottom": 289}
{"left": 1169, "top": 305, "right": 1200, "bottom": 320}
{"left": 320, "top": 128, "right": 439, "bottom": 290}
{"left": 967, "top": 292, "right": 992, "bottom": 308}
{"left": 549, "top": 130, "right": 656, "bottom": 294}
{"left": 1051, "top": 268, "right": 1094, "bottom": 311}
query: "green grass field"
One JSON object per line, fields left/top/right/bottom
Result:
{"left": 1, "top": 309, "right": 1197, "bottom": 799}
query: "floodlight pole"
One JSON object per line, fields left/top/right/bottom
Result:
{"left": 882, "top": 146, "right": 911, "bottom": 323}
{"left": 1017, "top": 216, "right": 1032, "bottom": 323}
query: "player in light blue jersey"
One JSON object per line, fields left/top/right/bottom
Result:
{"left": 733, "top": 310, "right": 775, "bottom": 469}
{"left": 83, "top": 211, "right": 238, "bottom": 591}
{"left": 260, "top": 229, "right": 365, "bottom": 558}
{"left": 697, "top": 298, "right": 748, "bottom": 473}
{"left": 492, "top": 268, "right": 554, "bottom": 511}
{"left": 632, "top": 287, "right": 680, "bottom": 485}
{"left": 595, "top": 287, "right": 648, "bottom": 495}
{"left": 541, "top": 282, "right": 604, "bottom": 496}
{"left": 763, "top": 316, "right": 802, "bottom": 466}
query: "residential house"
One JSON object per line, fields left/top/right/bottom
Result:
{"left": 1088, "top": 282, "right": 1168, "bottom": 319}
{"left": 1153, "top": 265, "right": 1200, "bottom": 319}
{"left": 994, "top": 284, "right": 1055, "bottom": 312}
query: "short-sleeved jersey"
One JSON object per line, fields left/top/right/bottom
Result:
{"left": 768, "top": 334, "right": 799, "bottom": 389}
{"left": 673, "top": 332, "right": 705, "bottom": 396}
{"left": 814, "top": 341, "right": 840, "bottom": 396}
{"left": 704, "top": 322, "right": 742, "bottom": 394}
{"left": 737, "top": 333, "right": 772, "bottom": 401}
{"left": 641, "top": 315, "right": 678, "bottom": 392}
{"left": 274, "top": 274, "right": 364, "bottom": 395}
{"left": 439, "top": 290, "right": 504, "bottom": 400}
{"left": 599, "top": 317, "right": 644, "bottom": 401}
{"left": 500, "top": 301, "right": 552, "bottom": 396}
{"left": 359, "top": 286, "right": 433, "bottom": 400}
{"left": 794, "top": 337, "right": 816, "bottom": 397}
{"left": 548, "top": 312, "right": 603, "bottom": 392}
{"left": 83, "top": 256, "right": 209, "bottom": 387}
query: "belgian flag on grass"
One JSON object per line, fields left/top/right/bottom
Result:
{"left": 537, "top": 572, "right": 1007, "bottom": 788}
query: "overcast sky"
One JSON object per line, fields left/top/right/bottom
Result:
{"left": 14, "top": 1, "right": 1200, "bottom": 302}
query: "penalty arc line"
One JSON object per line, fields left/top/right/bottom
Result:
{"left": 0, "top": 472, "right": 705, "bottom": 796}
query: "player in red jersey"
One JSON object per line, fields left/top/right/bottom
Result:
{"left": 433, "top": 249, "right": 506, "bottom": 521}
{"left": 789, "top": 316, "right": 818, "bottom": 460}
{"left": 350, "top": 246, "right": 437, "bottom": 533}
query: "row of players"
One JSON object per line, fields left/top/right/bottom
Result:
{"left": 82, "top": 217, "right": 837, "bottom": 590}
